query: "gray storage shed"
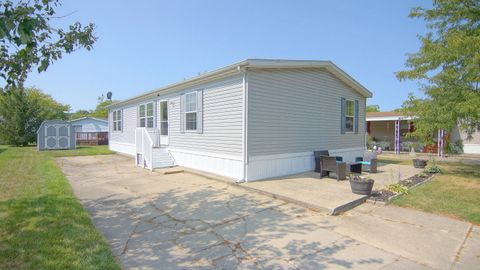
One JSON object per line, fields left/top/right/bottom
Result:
{"left": 37, "top": 120, "right": 76, "bottom": 151}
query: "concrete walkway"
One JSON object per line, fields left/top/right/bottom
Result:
{"left": 57, "top": 154, "right": 479, "bottom": 270}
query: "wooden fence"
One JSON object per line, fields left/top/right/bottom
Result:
{"left": 76, "top": 132, "right": 108, "bottom": 146}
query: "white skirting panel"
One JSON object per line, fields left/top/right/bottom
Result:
{"left": 329, "top": 147, "right": 365, "bottom": 163}
{"left": 168, "top": 148, "right": 243, "bottom": 180}
{"left": 464, "top": 144, "right": 480, "bottom": 154}
{"left": 246, "top": 147, "right": 365, "bottom": 181}
{"left": 109, "top": 141, "right": 136, "bottom": 156}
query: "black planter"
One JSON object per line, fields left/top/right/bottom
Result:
{"left": 349, "top": 179, "right": 375, "bottom": 195}
{"left": 413, "top": 159, "right": 428, "bottom": 169}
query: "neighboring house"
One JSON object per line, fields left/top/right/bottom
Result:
{"left": 107, "top": 59, "right": 372, "bottom": 181}
{"left": 70, "top": 117, "right": 109, "bottom": 145}
{"left": 366, "top": 112, "right": 480, "bottom": 155}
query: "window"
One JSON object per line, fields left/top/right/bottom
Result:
{"left": 185, "top": 92, "right": 197, "bottom": 131}
{"left": 345, "top": 100, "right": 355, "bottom": 133}
{"left": 112, "top": 110, "right": 122, "bottom": 131}
{"left": 139, "top": 102, "right": 154, "bottom": 128}
{"left": 160, "top": 101, "right": 168, "bottom": 135}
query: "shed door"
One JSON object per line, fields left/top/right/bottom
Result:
{"left": 44, "top": 124, "right": 70, "bottom": 149}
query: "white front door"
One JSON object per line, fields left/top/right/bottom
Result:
{"left": 159, "top": 100, "right": 169, "bottom": 145}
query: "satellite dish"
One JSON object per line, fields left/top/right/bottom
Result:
{"left": 106, "top": 91, "right": 112, "bottom": 100}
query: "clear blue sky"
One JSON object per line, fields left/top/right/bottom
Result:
{"left": 24, "top": 0, "right": 430, "bottom": 112}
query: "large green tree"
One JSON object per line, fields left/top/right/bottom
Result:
{"left": 0, "top": 0, "right": 97, "bottom": 87}
{"left": 397, "top": 0, "right": 480, "bottom": 143}
{"left": 0, "top": 87, "right": 69, "bottom": 145}
{"left": 90, "top": 94, "right": 112, "bottom": 119}
{"left": 366, "top": 105, "right": 381, "bottom": 112}
{"left": 69, "top": 94, "right": 113, "bottom": 120}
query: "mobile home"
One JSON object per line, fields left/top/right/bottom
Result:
{"left": 107, "top": 59, "right": 372, "bottom": 181}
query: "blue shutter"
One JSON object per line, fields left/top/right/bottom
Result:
{"left": 180, "top": 94, "right": 185, "bottom": 133}
{"left": 196, "top": 89, "right": 203, "bottom": 134}
{"left": 354, "top": 100, "right": 359, "bottom": 134}
{"left": 340, "top": 97, "right": 346, "bottom": 134}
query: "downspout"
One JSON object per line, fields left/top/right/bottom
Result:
{"left": 239, "top": 66, "right": 249, "bottom": 183}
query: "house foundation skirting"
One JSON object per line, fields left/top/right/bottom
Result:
{"left": 168, "top": 148, "right": 243, "bottom": 180}
{"left": 464, "top": 144, "right": 480, "bottom": 154}
{"left": 246, "top": 147, "right": 365, "bottom": 181}
{"left": 109, "top": 141, "right": 136, "bottom": 156}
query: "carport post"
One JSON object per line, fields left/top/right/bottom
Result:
{"left": 437, "top": 129, "right": 445, "bottom": 158}
{"left": 394, "top": 119, "right": 400, "bottom": 154}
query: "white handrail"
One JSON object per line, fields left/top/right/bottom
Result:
{"left": 135, "top": 128, "right": 154, "bottom": 170}
{"left": 152, "top": 128, "right": 161, "bottom": 148}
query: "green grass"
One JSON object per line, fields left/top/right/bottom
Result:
{"left": 44, "top": 145, "right": 113, "bottom": 158}
{"left": 383, "top": 156, "right": 480, "bottom": 224}
{"left": 0, "top": 145, "right": 120, "bottom": 270}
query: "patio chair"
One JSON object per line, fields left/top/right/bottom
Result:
{"left": 355, "top": 151, "right": 378, "bottom": 173}
{"left": 314, "top": 150, "right": 343, "bottom": 173}
{"left": 319, "top": 156, "right": 346, "bottom": 180}
{"left": 314, "top": 150, "right": 330, "bottom": 172}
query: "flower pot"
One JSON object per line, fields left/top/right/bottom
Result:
{"left": 412, "top": 159, "right": 428, "bottom": 169}
{"left": 349, "top": 179, "right": 375, "bottom": 195}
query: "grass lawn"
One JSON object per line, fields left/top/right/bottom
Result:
{"left": 0, "top": 145, "right": 120, "bottom": 270}
{"left": 379, "top": 155, "right": 480, "bottom": 224}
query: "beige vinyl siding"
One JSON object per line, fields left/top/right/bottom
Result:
{"left": 168, "top": 75, "right": 244, "bottom": 156}
{"left": 109, "top": 105, "right": 137, "bottom": 144}
{"left": 247, "top": 68, "right": 366, "bottom": 157}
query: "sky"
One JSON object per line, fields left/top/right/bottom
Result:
{"left": 23, "top": 0, "right": 431, "bottom": 112}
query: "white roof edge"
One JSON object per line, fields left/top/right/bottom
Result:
{"left": 107, "top": 59, "right": 373, "bottom": 109}
{"left": 366, "top": 116, "right": 416, "bottom": 121}
{"left": 70, "top": 116, "right": 108, "bottom": 123}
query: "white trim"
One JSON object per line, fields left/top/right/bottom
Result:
{"left": 241, "top": 69, "right": 248, "bottom": 181}
{"left": 159, "top": 99, "right": 169, "bottom": 144}
{"left": 138, "top": 101, "right": 155, "bottom": 128}
{"left": 112, "top": 109, "right": 123, "bottom": 132}
{"left": 345, "top": 99, "right": 355, "bottom": 133}
{"left": 184, "top": 91, "right": 198, "bottom": 131}
{"left": 166, "top": 147, "right": 242, "bottom": 161}
{"left": 70, "top": 116, "right": 108, "bottom": 123}
{"left": 366, "top": 116, "right": 415, "bottom": 122}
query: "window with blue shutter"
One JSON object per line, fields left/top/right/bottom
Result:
{"left": 341, "top": 98, "right": 356, "bottom": 133}
{"left": 341, "top": 98, "right": 346, "bottom": 134}
{"left": 112, "top": 109, "right": 122, "bottom": 132}
{"left": 181, "top": 90, "right": 203, "bottom": 133}
{"left": 354, "top": 100, "right": 359, "bottom": 134}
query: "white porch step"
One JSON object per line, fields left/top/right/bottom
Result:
{"left": 152, "top": 148, "right": 176, "bottom": 169}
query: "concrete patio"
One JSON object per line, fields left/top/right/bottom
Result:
{"left": 242, "top": 163, "right": 423, "bottom": 215}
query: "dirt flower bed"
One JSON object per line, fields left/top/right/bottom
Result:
{"left": 398, "top": 172, "right": 434, "bottom": 188}
{"left": 369, "top": 172, "right": 435, "bottom": 204}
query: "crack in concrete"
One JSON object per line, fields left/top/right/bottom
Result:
{"left": 121, "top": 222, "right": 139, "bottom": 255}
{"left": 451, "top": 223, "right": 474, "bottom": 270}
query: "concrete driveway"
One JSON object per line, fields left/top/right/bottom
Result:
{"left": 57, "top": 154, "right": 479, "bottom": 270}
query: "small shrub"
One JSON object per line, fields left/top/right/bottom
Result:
{"left": 387, "top": 183, "right": 409, "bottom": 195}
{"left": 424, "top": 165, "right": 441, "bottom": 174}
{"left": 446, "top": 140, "right": 464, "bottom": 155}
{"left": 424, "top": 156, "right": 442, "bottom": 174}
{"left": 416, "top": 172, "right": 428, "bottom": 178}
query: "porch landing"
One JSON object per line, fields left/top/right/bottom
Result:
{"left": 241, "top": 163, "right": 422, "bottom": 215}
